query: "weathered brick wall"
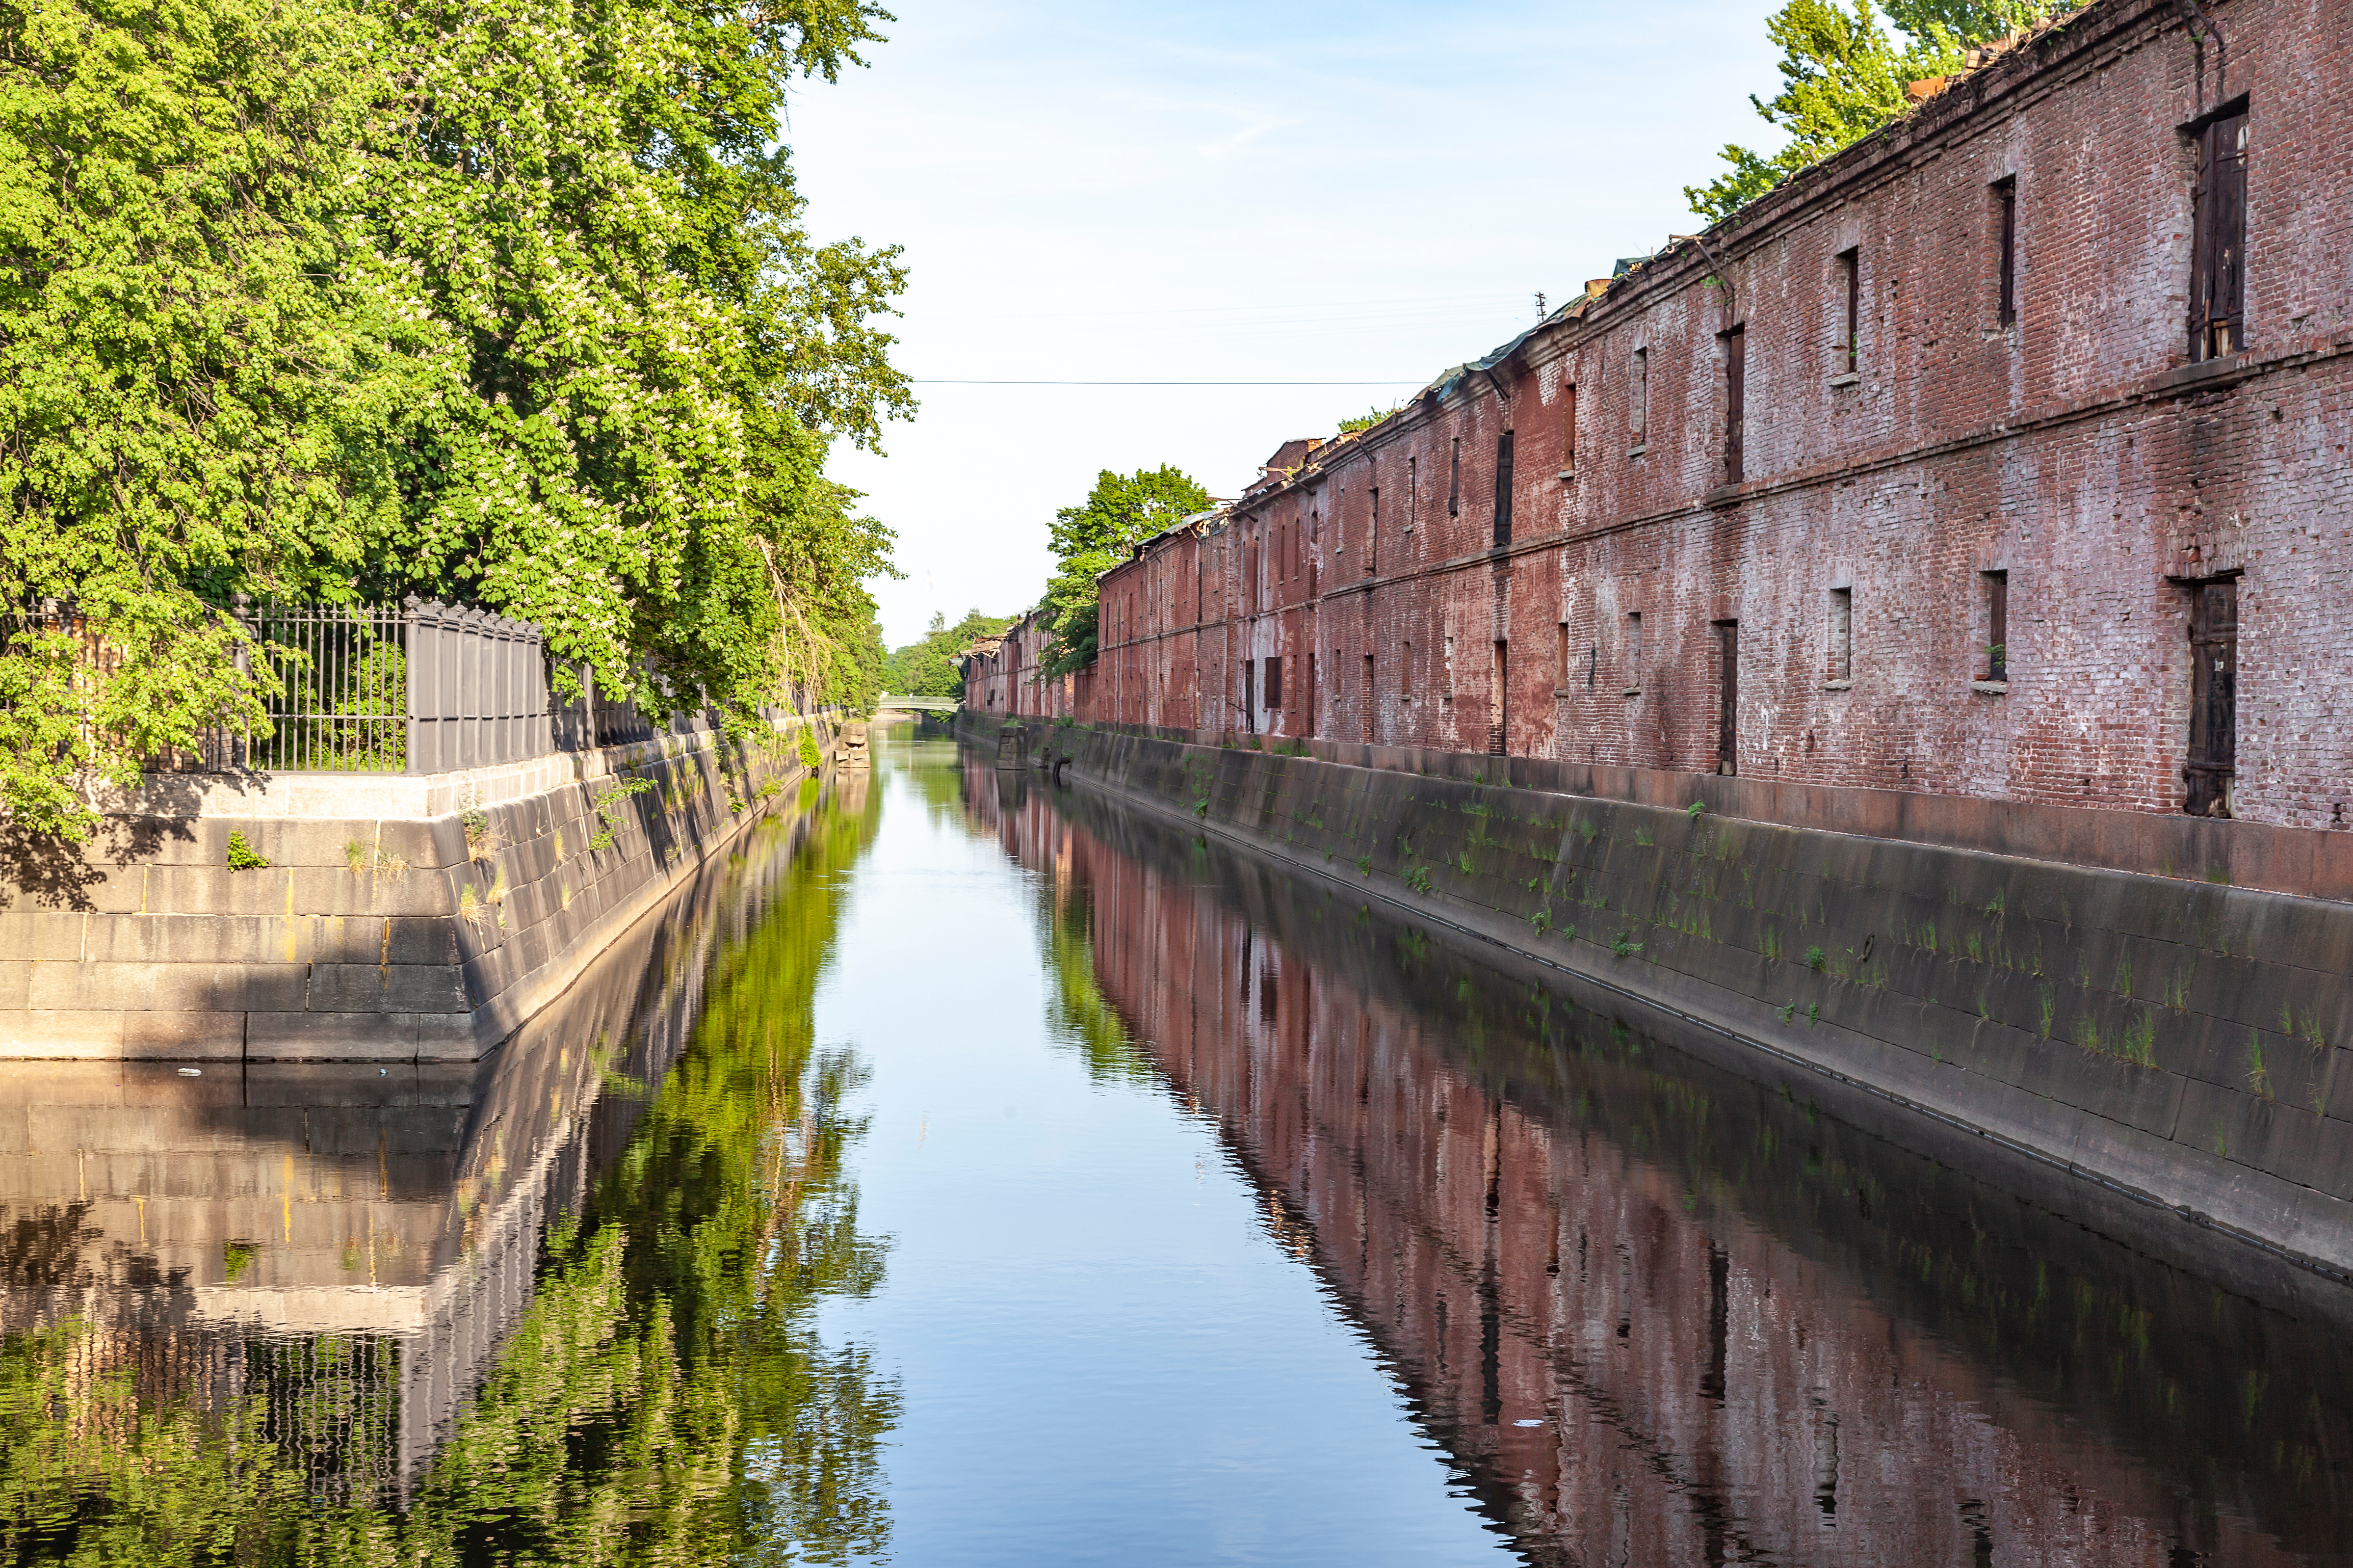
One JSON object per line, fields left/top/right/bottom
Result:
{"left": 1036, "top": 0, "right": 2353, "bottom": 833}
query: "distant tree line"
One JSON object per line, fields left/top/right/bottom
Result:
{"left": 884, "top": 610, "right": 1019, "bottom": 699}
{"left": 1, "top": 0, "right": 910, "bottom": 837}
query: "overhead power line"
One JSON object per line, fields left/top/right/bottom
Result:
{"left": 909, "top": 378, "right": 1425, "bottom": 387}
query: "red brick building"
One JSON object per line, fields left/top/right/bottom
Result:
{"left": 968, "top": 0, "right": 2350, "bottom": 828}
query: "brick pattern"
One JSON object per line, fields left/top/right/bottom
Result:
{"left": 971, "top": 0, "right": 2353, "bottom": 832}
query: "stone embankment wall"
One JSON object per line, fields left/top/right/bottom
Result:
{"left": 0, "top": 719, "right": 835, "bottom": 1062}
{"left": 975, "top": 712, "right": 2353, "bottom": 1281}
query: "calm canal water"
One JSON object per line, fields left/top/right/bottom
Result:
{"left": 2, "top": 731, "right": 2349, "bottom": 1564}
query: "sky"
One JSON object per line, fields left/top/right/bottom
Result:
{"left": 786, "top": 0, "right": 1791, "bottom": 649}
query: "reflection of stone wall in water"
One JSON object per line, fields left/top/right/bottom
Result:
{"left": 964, "top": 763, "right": 2350, "bottom": 1566}
{"left": 0, "top": 784, "right": 842, "bottom": 1496}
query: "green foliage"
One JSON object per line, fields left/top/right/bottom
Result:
{"left": 1037, "top": 466, "right": 1212, "bottom": 676}
{"left": 884, "top": 608, "right": 1017, "bottom": 698}
{"left": 225, "top": 832, "right": 270, "bottom": 871}
{"left": 798, "top": 727, "right": 824, "bottom": 769}
{"left": 588, "top": 776, "right": 655, "bottom": 852}
{"left": 1806, "top": 944, "right": 1828, "bottom": 971}
{"left": 1336, "top": 406, "right": 1399, "bottom": 434}
{"left": 1685, "top": 0, "right": 2071, "bottom": 223}
{"left": 1, "top": 0, "right": 905, "bottom": 837}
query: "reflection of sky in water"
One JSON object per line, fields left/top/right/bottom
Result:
{"left": 815, "top": 743, "right": 1514, "bottom": 1565}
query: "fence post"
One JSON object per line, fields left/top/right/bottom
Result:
{"left": 231, "top": 592, "right": 252, "bottom": 772}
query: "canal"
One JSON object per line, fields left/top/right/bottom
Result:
{"left": 3, "top": 731, "right": 2349, "bottom": 1564}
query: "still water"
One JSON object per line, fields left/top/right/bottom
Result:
{"left": 2, "top": 733, "right": 2349, "bottom": 1564}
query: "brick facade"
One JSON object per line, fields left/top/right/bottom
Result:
{"left": 967, "top": 0, "right": 2351, "bottom": 830}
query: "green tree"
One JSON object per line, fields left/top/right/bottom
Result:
{"left": 0, "top": 0, "right": 906, "bottom": 839}
{"left": 0, "top": 0, "right": 412, "bottom": 837}
{"left": 1038, "top": 466, "right": 1212, "bottom": 676}
{"left": 883, "top": 608, "right": 1017, "bottom": 699}
{"left": 1684, "top": 0, "right": 2070, "bottom": 224}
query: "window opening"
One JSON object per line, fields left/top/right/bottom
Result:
{"left": 1493, "top": 431, "right": 1515, "bottom": 549}
{"left": 1367, "top": 486, "right": 1379, "bottom": 576}
{"left": 1982, "top": 572, "right": 2008, "bottom": 680}
{"left": 1557, "top": 620, "right": 1571, "bottom": 689}
{"left": 1716, "top": 622, "right": 1739, "bottom": 776}
{"left": 1561, "top": 382, "right": 1578, "bottom": 474}
{"left": 2186, "top": 578, "right": 2237, "bottom": 816}
{"left": 1721, "top": 327, "right": 1746, "bottom": 484}
{"left": 1264, "top": 655, "right": 1283, "bottom": 711}
{"left": 1834, "top": 249, "right": 1859, "bottom": 375}
{"left": 1489, "top": 641, "right": 1508, "bottom": 756}
{"left": 1448, "top": 438, "right": 1460, "bottom": 518}
{"left": 1632, "top": 348, "right": 1649, "bottom": 447}
{"left": 1829, "top": 588, "right": 1852, "bottom": 682}
{"left": 1244, "top": 659, "right": 1256, "bottom": 732}
{"left": 2190, "top": 107, "right": 2248, "bottom": 360}
{"left": 1627, "top": 612, "right": 1642, "bottom": 690}
{"left": 1993, "top": 177, "right": 2017, "bottom": 328}
{"left": 1402, "top": 642, "right": 1413, "bottom": 699}
{"left": 1363, "top": 654, "right": 1376, "bottom": 743}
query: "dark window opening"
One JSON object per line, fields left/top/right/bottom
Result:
{"left": 1561, "top": 382, "right": 1578, "bottom": 473}
{"left": 1837, "top": 248, "right": 1860, "bottom": 373}
{"left": 1264, "top": 655, "right": 1283, "bottom": 711}
{"left": 1448, "top": 438, "right": 1460, "bottom": 517}
{"left": 1243, "top": 659, "right": 1256, "bottom": 732}
{"left": 1993, "top": 177, "right": 2018, "bottom": 328}
{"left": 1627, "top": 612, "right": 1642, "bottom": 689}
{"left": 1306, "top": 651, "right": 1317, "bottom": 737}
{"left": 1556, "top": 620, "right": 1571, "bottom": 689}
{"left": 2190, "top": 107, "right": 2248, "bottom": 361}
{"left": 1492, "top": 431, "right": 1515, "bottom": 549}
{"left": 2186, "top": 578, "right": 2237, "bottom": 816}
{"left": 1829, "top": 587, "right": 1852, "bottom": 682}
{"left": 1367, "top": 486, "right": 1379, "bottom": 576}
{"left": 1721, "top": 326, "right": 1746, "bottom": 485}
{"left": 1983, "top": 571, "right": 2008, "bottom": 680}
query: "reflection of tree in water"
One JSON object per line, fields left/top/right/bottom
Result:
{"left": 0, "top": 792, "right": 897, "bottom": 1564}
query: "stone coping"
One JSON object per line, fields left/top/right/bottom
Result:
{"left": 94, "top": 713, "right": 833, "bottom": 823}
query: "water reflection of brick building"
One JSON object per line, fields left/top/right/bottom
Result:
{"left": 965, "top": 758, "right": 2348, "bottom": 1565}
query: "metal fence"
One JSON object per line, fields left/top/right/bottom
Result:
{"left": 243, "top": 601, "right": 410, "bottom": 772}
{"left": 220, "top": 598, "right": 745, "bottom": 776}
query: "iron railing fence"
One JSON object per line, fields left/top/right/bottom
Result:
{"left": 4, "top": 594, "right": 821, "bottom": 777}
{"left": 243, "top": 601, "right": 410, "bottom": 773}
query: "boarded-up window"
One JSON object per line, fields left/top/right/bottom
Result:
{"left": 1493, "top": 431, "right": 1514, "bottom": 549}
{"left": 1721, "top": 327, "right": 1746, "bottom": 485}
{"left": 1836, "top": 249, "right": 1859, "bottom": 373}
{"left": 1264, "top": 655, "right": 1283, "bottom": 711}
{"left": 1993, "top": 177, "right": 2018, "bottom": 327}
{"left": 2186, "top": 579, "right": 2237, "bottom": 816}
{"left": 2190, "top": 108, "right": 2247, "bottom": 361}
{"left": 1983, "top": 572, "right": 2008, "bottom": 680}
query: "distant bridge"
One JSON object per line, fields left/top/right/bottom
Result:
{"left": 875, "top": 695, "right": 958, "bottom": 712}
